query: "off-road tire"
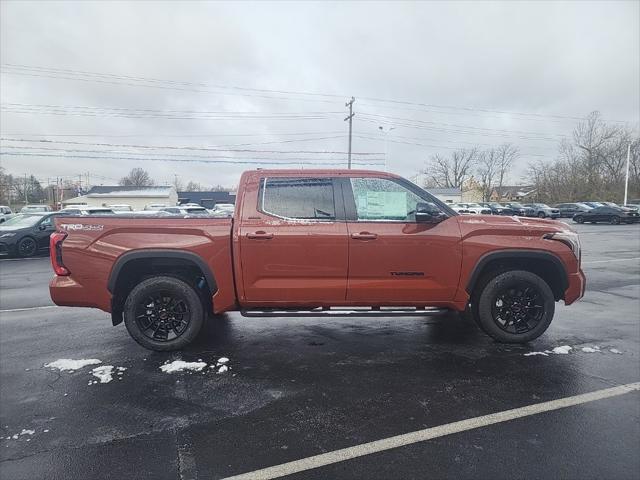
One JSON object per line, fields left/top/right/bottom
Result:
{"left": 476, "top": 270, "right": 555, "bottom": 343}
{"left": 124, "top": 276, "right": 204, "bottom": 351}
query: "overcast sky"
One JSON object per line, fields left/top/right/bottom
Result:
{"left": 1, "top": 0, "right": 638, "bottom": 189}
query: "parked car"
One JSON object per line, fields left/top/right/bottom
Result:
{"left": 144, "top": 203, "right": 169, "bottom": 211}
{"left": 0, "top": 205, "right": 13, "bottom": 223}
{"left": 581, "top": 201, "right": 604, "bottom": 209}
{"left": 502, "top": 202, "right": 535, "bottom": 217}
{"left": 478, "top": 202, "right": 515, "bottom": 215}
{"left": 20, "top": 204, "right": 52, "bottom": 213}
{"left": 573, "top": 206, "right": 640, "bottom": 225}
{"left": 61, "top": 206, "right": 115, "bottom": 215}
{"left": 0, "top": 213, "right": 60, "bottom": 257}
{"left": 554, "top": 203, "right": 592, "bottom": 218}
{"left": 210, "top": 203, "right": 236, "bottom": 217}
{"left": 453, "top": 203, "right": 492, "bottom": 215}
{"left": 50, "top": 169, "right": 585, "bottom": 351}
{"left": 523, "top": 203, "right": 560, "bottom": 219}
{"left": 623, "top": 204, "right": 640, "bottom": 211}
{"left": 162, "top": 206, "right": 209, "bottom": 215}
{"left": 449, "top": 203, "right": 471, "bottom": 214}
{"left": 108, "top": 204, "right": 134, "bottom": 213}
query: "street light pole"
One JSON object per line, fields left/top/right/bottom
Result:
{"left": 624, "top": 142, "right": 631, "bottom": 205}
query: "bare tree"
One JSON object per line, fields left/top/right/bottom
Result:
{"left": 476, "top": 149, "right": 498, "bottom": 201}
{"left": 423, "top": 147, "right": 479, "bottom": 188}
{"left": 495, "top": 143, "right": 519, "bottom": 190}
{"left": 119, "top": 168, "right": 154, "bottom": 187}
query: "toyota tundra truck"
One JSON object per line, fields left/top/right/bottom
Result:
{"left": 49, "top": 169, "right": 585, "bottom": 351}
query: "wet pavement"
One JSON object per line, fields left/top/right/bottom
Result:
{"left": 1, "top": 222, "right": 639, "bottom": 479}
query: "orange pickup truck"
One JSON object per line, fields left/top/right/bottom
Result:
{"left": 50, "top": 169, "right": 585, "bottom": 351}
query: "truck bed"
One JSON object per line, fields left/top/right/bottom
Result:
{"left": 51, "top": 215, "right": 236, "bottom": 313}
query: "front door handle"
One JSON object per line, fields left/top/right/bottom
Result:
{"left": 246, "top": 231, "right": 274, "bottom": 240}
{"left": 351, "top": 232, "right": 378, "bottom": 240}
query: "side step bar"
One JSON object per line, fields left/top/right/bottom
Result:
{"left": 241, "top": 307, "right": 449, "bottom": 318}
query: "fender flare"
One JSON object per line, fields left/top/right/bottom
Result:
{"left": 107, "top": 249, "right": 217, "bottom": 294}
{"left": 466, "top": 249, "right": 568, "bottom": 295}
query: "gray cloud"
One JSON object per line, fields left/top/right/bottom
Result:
{"left": 1, "top": 0, "right": 638, "bottom": 188}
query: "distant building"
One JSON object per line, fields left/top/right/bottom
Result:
{"left": 426, "top": 187, "right": 462, "bottom": 204}
{"left": 62, "top": 185, "right": 178, "bottom": 210}
{"left": 490, "top": 185, "right": 537, "bottom": 202}
{"left": 177, "top": 191, "right": 236, "bottom": 209}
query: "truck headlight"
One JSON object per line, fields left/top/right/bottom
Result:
{"left": 544, "top": 231, "right": 581, "bottom": 261}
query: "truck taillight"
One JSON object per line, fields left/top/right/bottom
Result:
{"left": 50, "top": 231, "right": 69, "bottom": 276}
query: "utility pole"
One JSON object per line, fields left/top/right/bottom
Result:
{"left": 624, "top": 142, "right": 631, "bottom": 205}
{"left": 344, "top": 97, "right": 355, "bottom": 169}
{"left": 24, "top": 173, "right": 28, "bottom": 203}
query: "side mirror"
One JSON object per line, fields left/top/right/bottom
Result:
{"left": 38, "top": 224, "right": 47, "bottom": 231}
{"left": 415, "top": 202, "right": 445, "bottom": 223}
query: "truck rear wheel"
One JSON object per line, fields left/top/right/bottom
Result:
{"left": 123, "top": 276, "right": 204, "bottom": 351}
{"left": 476, "top": 270, "right": 555, "bottom": 343}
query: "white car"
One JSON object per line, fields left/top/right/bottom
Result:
{"left": 108, "top": 204, "right": 134, "bottom": 213}
{"left": 210, "top": 203, "right": 235, "bottom": 217}
{"left": 20, "top": 204, "right": 52, "bottom": 213}
{"left": 162, "top": 206, "right": 210, "bottom": 216}
{"left": 0, "top": 205, "right": 13, "bottom": 223}
{"left": 458, "top": 202, "right": 493, "bottom": 215}
{"left": 61, "top": 206, "right": 115, "bottom": 215}
{"left": 144, "top": 203, "right": 170, "bottom": 211}
{"left": 449, "top": 203, "right": 472, "bottom": 214}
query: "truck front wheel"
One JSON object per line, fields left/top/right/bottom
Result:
{"left": 123, "top": 276, "right": 204, "bottom": 351}
{"left": 476, "top": 270, "right": 555, "bottom": 343}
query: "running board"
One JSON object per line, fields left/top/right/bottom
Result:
{"left": 240, "top": 307, "right": 449, "bottom": 318}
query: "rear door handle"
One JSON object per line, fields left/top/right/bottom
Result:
{"left": 246, "top": 231, "right": 274, "bottom": 240}
{"left": 351, "top": 232, "right": 378, "bottom": 240}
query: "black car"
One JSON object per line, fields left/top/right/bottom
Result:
{"left": 554, "top": 203, "right": 591, "bottom": 218}
{"left": 573, "top": 206, "right": 639, "bottom": 225}
{"left": 502, "top": 202, "right": 536, "bottom": 217}
{"left": 0, "top": 213, "right": 61, "bottom": 257}
{"left": 478, "top": 202, "right": 515, "bottom": 216}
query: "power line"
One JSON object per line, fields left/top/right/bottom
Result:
{"left": 0, "top": 151, "right": 385, "bottom": 166}
{"left": 0, "top": 137, "right": 382, "bottom": 155}
{"left": 2, "top": 63, "right": 629, "bottom": 123}
{"left": 1, "top": 145, "right": 385, "bottom": 161}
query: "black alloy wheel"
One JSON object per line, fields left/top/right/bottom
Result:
{"left": 491, "top": 284, "right": 545, "bottom": 334}
{"left": 575, "top": 215, "right": 584, "bottom": 224}
{"left": 18, "top": 237, "right": 37, "bottom": 257}
{"left": 123, "top": 276, "right": 205, "bottom": 351}
{"left": 135, "top": 292, "right": 191, "bottom": 342}
{"left": 476, "top": 270, "right": 555, "bottom": 343}
{"left": 610, "top": 215, "right": 621, "bottom": 225}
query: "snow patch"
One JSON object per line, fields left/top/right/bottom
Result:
{"left": 610, "top": 348, "right": 623, "bottom": 354}
{"left": 160, "top": 360, "right": 207, "bottom": 373}
{"left": 45, "top": 359, "right": 102, "bottom": 372}
{"left": 551, "top": 345, "right": 572, "bottom": 355}
{"left": 581, "top": 346, "right": 601, "bottom": 353}
{"left": 91, "top": 366, "right": 115, "bottom": 384}
{"left": 19, "top": 429, "right": 34, "bottom": 436}
{"left": 217, "top": 357, "right": 229, "bottom": 365}
{"left": 217, "top": 365, "right": 228, "bottom": 374}
{"left": 524, "top": 352, "right": 549, "bottom": 356}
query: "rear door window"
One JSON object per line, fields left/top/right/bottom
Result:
{"left": 260, "top": 177, "right": 336, "bottom": 220}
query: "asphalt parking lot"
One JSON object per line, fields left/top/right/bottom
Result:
{"left": 1, "top": 221, "right": 639, "bottom": 480}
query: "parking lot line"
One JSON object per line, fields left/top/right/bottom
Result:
{"left": 0, "top": 305, "right": 58, "bottom": 313}
{"left": 222, "top": 382, "right": 640, "bottom": 480}
{"left": 582, "top": 257, "right": 640, "bottom": 265}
